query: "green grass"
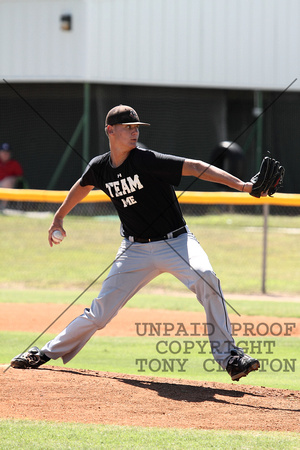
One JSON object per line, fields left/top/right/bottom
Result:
{"left": 186, "top": 213, "right": 300, "bottom": 228}
{"left": 1, "top": 288, "right": 299, "bottom": 318}
{"left": 1, "top": 420, "right": 299, "bottom": 449}
{"left": 1, "top": 214, "right": 299, "bottom": 446}
{"left": 2, "top": 332, "right": 299, "bottom": 390}
{"left": 0, "top": 213, "right": 300, "bottom": 294}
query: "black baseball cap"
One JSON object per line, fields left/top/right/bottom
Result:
{"left": 105, "top": 105, "right": 150, "bottom": 127}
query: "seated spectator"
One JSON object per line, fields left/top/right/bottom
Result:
{"left": 0, "top": 143, "right": 23, "bottom": 188}
{"left": 0, "top": 143, "right": 23, "bottom": 210}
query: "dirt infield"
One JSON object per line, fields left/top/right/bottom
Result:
{"left": 1, "top": 303, "right": 299, "bottom": 432}
{"left": 1, "top": 303, "right": 300, "bottom": 337}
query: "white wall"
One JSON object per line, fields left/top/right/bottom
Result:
{"left": 0, "top": 0, "right": 87, "bottom": 81}
{"left": 0, "top": 0, "right": 299, "bottom": 91}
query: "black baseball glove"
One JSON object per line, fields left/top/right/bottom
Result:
{"left": 250, "top": 156, "right": 285, "bottom": 198}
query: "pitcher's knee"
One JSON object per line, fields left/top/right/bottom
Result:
{"left": 194, "top": 270, "right": 222, "bottom": 298}
{"left": 88, "top": 298, "right": 118, "bottom": 330}
{"left": 81, "top": 305, "right": 105, "bottom": 330}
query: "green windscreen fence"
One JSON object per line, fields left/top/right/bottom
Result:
{"left": 1, "top": 82, "right": 299, "bottom": 193}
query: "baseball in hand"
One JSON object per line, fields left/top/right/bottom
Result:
{"left": 52, "top": 230, "right": 64, "bottom": 244}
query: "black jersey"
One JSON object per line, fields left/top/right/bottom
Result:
{"left": 80, "top": 147, "right": 186, "bottom": 238}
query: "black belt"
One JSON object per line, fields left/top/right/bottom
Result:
{"left": 125, "top": 226, "right": 187, "bottom": 243}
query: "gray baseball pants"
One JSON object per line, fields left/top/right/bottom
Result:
{"left": 42, "top": 229, "right": 236, "bottom": 369}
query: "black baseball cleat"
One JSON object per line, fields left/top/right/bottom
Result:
{"left": 226, "top": 348, "right": 260, "bottom": 381}
{"left": 10, "top": 346, "right": 50, "bottom": 369}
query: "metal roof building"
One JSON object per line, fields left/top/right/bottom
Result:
{"left": 0, "top": 0, "right": 299, "bottom": 192}
{"left": 1, "top": 0, "right": 299, "bottom": 91}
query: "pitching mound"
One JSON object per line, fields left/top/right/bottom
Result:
{"left": 1, "top": 365, "right": 299, "bottom": 431}
{"left": 1, "top": 302, "right": 299, "bottom": 431}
